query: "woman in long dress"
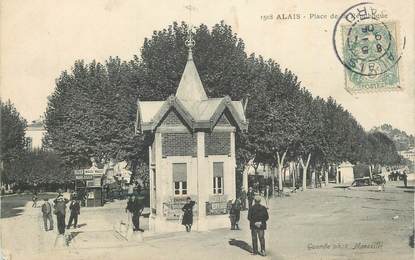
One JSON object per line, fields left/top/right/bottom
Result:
{"left": 182, "top": 197, "right": 195, "bottom": 232}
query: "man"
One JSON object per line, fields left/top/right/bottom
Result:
{"left": 67, "top": 195, "right": 80, "bottom": 229}
{"left": 53, "top": 194, "right": 69, "bottom": 235}
{"left": 126, "top": 195, "right": 144, "bottom": 232}
{"left": 247, "top": 187, "right": 255, "bottom": 209}
{"left": 41, "top": 198, "right": 54, "bottom": 231}
{"left": 240, "top": 189, "right": 247, "bottom": 210}
{"left": 263, "top": 185, "right": 270, "bottom": 208}
{"left": 403, "top": 170, "right": 408, "bottom": 188}
{"left": 32, "top": 193, "right": 38, "bottom": 208}
{"left": 248, "top": 196, "right": 269, "bottom": 256}
{"left": 229, "top": 199, "right": 242, "bottom": 230}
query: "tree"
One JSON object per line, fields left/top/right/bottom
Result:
{"left": 364, "top": 132, "right": 401, "bottom": 178}
{"left": 1, "top": 100, "right": 27, "bottom": 162}
{"left": 7, "top": 150, "right": 72, "bottom": 185}
{"left": 44, "top": 59, "right": 145, "bottom": 171}
{"left": 1, "top": 100, "right": 27, "bottom": 185}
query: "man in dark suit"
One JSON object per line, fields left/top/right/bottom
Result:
{"left": 248, "top": 196, "right": 269, "bottom": 256}
{"left": 53, "top": 194, "right": 69, "bottom": 235}
{"left": 247, "top": 187, "right": 255, "bottom": 209}
{"left": 67, "top": 195, "right": 80, "bottom": 229}
{"left": 126, "top": 194, "right": 144, "bottom": 232}
{"left": 41, "top": 198, "right": 54, "bottom": 231}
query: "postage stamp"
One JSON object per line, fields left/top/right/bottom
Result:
{"left": 333, "top": 3, "right": 405, "bottom": 93}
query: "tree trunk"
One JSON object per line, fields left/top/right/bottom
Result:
{"left": 300, "top": 154, "right": 311, "bottom": 191}
{"left": 369, "top": 165, "right": 373, "bottom": 185}
{"left": 271, "top": 166, "right": 275, "bottom": 197}
{"left": 276, "top": 151, "right": 287, "bottom": 193}
{"left": 311, "top": 170, "right": 316, "bottom": 188}
{"left": 334, "top": 165, "right": 339, "bottom": 184}
{"left": 291, "top": 162, "right": 296, "bottom": 189}
{"left": 283, "top": 167, "right": 286, "bottom": 185}
{"left": 325, "top": 166, "right": 329, "bottom": 186}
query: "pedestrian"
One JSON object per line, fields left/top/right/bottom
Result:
{"left": 240, "top": 189, "right": 247, "bottom": 210}
{"left": 248, "top": 196, "right": 269, "bottom": 256}
{"left": 32, "top": 193, "right": 38, "bottom": 208}
{"left": 232, "top": 198, "right": 242, "bottom": 230}
{"left": 126, "top": 194, "right": 144, "bottom": 232}
{"left": 263, "top": 185, "right": 270, "bottom": 208}
{"left": 229, "top": 200, "right": 236, "bottom": 230}
{"left": 53, "top": 194, "right": 69, "bottom": 235}
{"left": 181, "top": 197, "right": 195, "bottom": 232}
{"left": 41, "top": 198, "right": 54, "bottom": 231}
{"left": 403, "top": 171, "right": 408, "bottom": 187}
{"left": 381, "top": 176, "right": 386, "bottom": 192}
{"left": 247, "top": 187, "right": 255, "bottom": 209}
{"left": 67, "top": 194, "right": 80, "bottom": 229}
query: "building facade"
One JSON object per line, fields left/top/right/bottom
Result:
{"left": 135, "top": 46, "right": 248, "bottom": 232}
{"left": 25, "top": 118, "right": 46, "bottom": 150}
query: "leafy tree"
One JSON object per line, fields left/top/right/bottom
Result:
{"left": 44, "top": 59, "right": 144, "bottom": 171}
{"left": 6, "top": 150, "right": 72, "bottom": 185}
{"left": 1, "top": 100, "right": 27, "bottom": 184}
{"left": 1, "top": 100, "right": 27, "bottom": 162}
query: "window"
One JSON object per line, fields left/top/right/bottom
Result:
{"left": 173, "top": 163, "right": 187, "bottom": 196}
{"left": 213, "top": 162, "right": 224, "bottom": 194}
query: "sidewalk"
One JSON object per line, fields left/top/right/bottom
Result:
{"left": 1, "top": 183, "right": 413, "bottom": 260}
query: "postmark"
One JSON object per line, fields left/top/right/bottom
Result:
{"left": 333, "top": 2, "right": 405, "bottom": 93}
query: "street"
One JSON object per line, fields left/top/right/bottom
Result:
{"left": 1, "top": 181, "right": 414, "bottom": 260}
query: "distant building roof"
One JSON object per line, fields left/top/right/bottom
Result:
{"left": 26, "top": 118, "right": 45, "bottom": 131}
{"left": 135, "top": 48, "right": 248, "bottom": 133}
{"left": 339, "top": 161, "right": 354, "bottom": 168}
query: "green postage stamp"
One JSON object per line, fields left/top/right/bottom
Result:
{"left": 333, "top": 2, "right": 405, "bottom": 94}
{"left": 341, "top": 21, "right": 400, "bottom": 93}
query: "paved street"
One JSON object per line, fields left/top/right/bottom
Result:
{"left": 1, "top": 181, "right": 414, "bottom": 260}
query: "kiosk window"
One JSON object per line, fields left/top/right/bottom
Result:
{"left": 173, "top": 163, "right": 187, "bottom": 195}
{"left": 213, "top": 162, "right": 224, "bottom": 194}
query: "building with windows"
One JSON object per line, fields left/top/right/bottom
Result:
{"left": 135, "top": 42, "right": 248, "bottom": 232}
{"left": 25, "top": 118, "right": 46, "bottom": 150}
{"left": 399, "top": 148, "right": 415, "bottom": 165}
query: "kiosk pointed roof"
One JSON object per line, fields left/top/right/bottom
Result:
{"left": 175, "top": 49, "right": 208, "bottom": 101}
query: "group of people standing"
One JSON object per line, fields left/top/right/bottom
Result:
{"left": 179, "top": 188, "right": 270, "bottom": 257}
{"left": 40, "top": 191, "right": 80, "bottom": 235}
{"left": 388, "top": 170, "right": 408, "bottom": 187}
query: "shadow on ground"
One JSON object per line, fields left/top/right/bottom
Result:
{"left": 396, "top": 186, "right": 415, "bottom": 189}
{"left": 229, "top": 238, "right": 252, "bottom": 253}
{"left": 77, "top": 223, "right": 87, "bottom": 228}
{"left": 67, "top": 231, "right": 83, "bottom": 245}
{"left": 1, "top": 193, "right": 56, "bottom": 219}
{"left": 409, "top": 231, "right": 414, "bottom": 248}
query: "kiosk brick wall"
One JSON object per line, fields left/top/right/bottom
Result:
{"left": 205, "top": 132, "right": 231, "bottom": 155}
{"left": 162, "top": 133, "right": 197, "bottom": 157}
{"left": 161, "top": 110, "right": 184, "bottom": 126}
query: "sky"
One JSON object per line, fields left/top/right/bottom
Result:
{"left": 1, "top": 0, "right": 414, "bottom": 134}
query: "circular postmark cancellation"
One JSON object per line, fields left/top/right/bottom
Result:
{"left": 333, "top": 2, "right": 406, "bottom": 93}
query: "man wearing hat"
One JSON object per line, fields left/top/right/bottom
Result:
{"left": 247, "top": 187, "right": 255, "bottom": 209}
{"left": 41, "top": 198, "right": 54, "bottom": 231}
{"left": 53, "top": 193, "right": 69, "bottom": 235}
{"left": 248, "top": 196, "right": 269, "bottom": 256}
{"left": 67, "top": 193, "right": 80, "bottom": 229}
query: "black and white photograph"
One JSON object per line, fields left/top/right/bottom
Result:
{"left": 0, "top": 0, "right": 414, "bottom": 259}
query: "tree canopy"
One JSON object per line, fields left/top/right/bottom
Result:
{"left": 1, "top": 100, "right": 27, "bottom": 163}
{"left": 43, "top": 21, "right": 405, "bottom": 185}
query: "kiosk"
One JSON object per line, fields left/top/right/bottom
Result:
{"left": 135, "top": 39, "right": 248, "bottom": 232}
